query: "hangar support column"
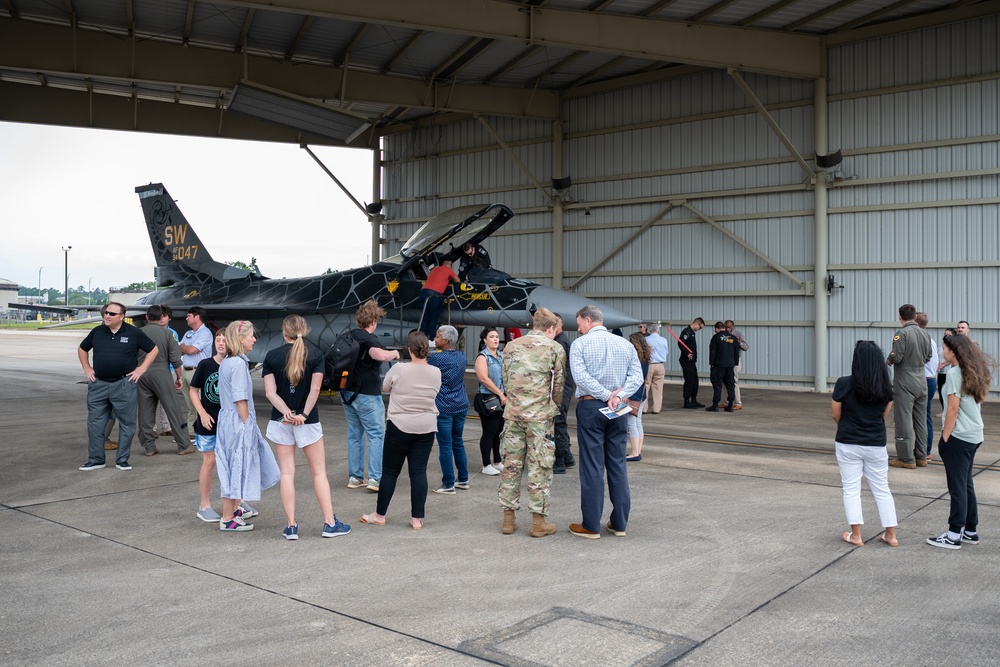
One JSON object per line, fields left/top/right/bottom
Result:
{"left": 552, "top": 119, "right": 564, "bottom": 290}
{"left": 372, "top": 147, "right": 382, "bottom": 263}
{"left": 814, "top": 76, "right": 830, "bottom": 392}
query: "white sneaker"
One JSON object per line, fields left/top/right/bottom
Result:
{"left": 482, "top": 465, "right": 500, "bottom": 476}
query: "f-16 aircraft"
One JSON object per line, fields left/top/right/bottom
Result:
{"left": 132, "top": 183, "right": 636, "bottom": 360}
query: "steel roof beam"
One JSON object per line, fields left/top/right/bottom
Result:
{"left": 0, "top": 17, "right": 561, "bottom": 119}
{"left": 285, "top": 15, "right": 314, "bottom": 60}
{"left": 826, "top": 0, "right": 1000, "bottom": 44}
{"left": 782, "top": 0, "right": 862, "bottom": 32}
{"left": 738, "top": 0, "right": 801, "bottom": 27}
{"left": 214, "top": 0, "right": 822, "bottom": 78}
{"left": 236, "top": 8, "right": 255, "bottom": 52}
{"left": 182, "top": 0, "right": 194, "bottom": 45}
{"left": 382, "top": 29, "right": 425, "bottom": 73}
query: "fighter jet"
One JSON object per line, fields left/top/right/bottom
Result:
{"left": 132, "top": 183, "right": 636, "bottom": 360}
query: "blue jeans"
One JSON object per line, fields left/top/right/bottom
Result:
{"left": 436, "top": 411, "right": 468, "bottom": 487}
{"left": 343, "top": 391, "right": 385, "bottom": 482}
{"left": 419, "top": 289, "right": 445, "bottom": 338}
{"left": 925, "top": 377, "right": 937, "bottom": 456}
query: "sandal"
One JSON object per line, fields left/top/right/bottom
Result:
{"left": 410, "top": 518, "right": 424, "bottom": 531}
{"left": 360, "top": 513, "right": 386, "bottom": 526}
{"left": 842, "top": 531, "right": 863, "bottom": 547}
{"left": 877, "top": 533, "right": 899, "bottom": 547}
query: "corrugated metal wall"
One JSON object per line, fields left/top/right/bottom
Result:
{"left": 381, "top": 15, "right": 999, "bottom": 391}
{"left": 826, "top": 15, "right": 1000, "bottom": 383}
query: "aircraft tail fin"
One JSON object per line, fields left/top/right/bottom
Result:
{"left": 135, "top": 183, "right": 253, "bottom": 287}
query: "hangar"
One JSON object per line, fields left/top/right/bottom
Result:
{"left": 2, "top": 0, "right": 997, "bottom": 391}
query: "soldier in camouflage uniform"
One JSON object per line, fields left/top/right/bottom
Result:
{"left": 498, "top": 307, "right": 566, "bottom": 537}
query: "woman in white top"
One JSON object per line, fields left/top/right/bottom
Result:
{"left": 360, "top": 331, "right": 441, "bottom": 530}
{"left": 927, "top": 334, "right": 992, "bottom": 549}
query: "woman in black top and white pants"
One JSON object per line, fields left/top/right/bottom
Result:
{"left": 832, "top": 340, "right": 899, "bottom": 547}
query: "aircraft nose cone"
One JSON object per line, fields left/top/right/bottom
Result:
{"left": 525, "top": 286, "right": 638, "bottom": 331}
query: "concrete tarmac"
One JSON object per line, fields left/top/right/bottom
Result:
{"left": 3, "top": 329, "right": 1000, "bottom": 666}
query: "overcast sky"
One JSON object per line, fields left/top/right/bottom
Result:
{"left": 0, "top": 121, "right": 374, "bottom": 293}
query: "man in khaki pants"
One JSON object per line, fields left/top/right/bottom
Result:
{"left": 725, "top": 320, "right": 749, "bottom": 410}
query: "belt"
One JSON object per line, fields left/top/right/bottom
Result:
{"left": 579, "top": 395, "right": 598, "bottom": 401}
{"left": 183, "top": 366, "right": 196, "bottom": 371}
{"left": 97, "top": 375, "right": 128, "bottom": 382}
{"left": 650, "top": 361, "right": 664, "bottom": 365}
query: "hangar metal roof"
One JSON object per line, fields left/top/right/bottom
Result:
{"left": 1, "top": 0, "right": 997, "bottom": 146}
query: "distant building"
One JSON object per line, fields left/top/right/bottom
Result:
{"left": 0, "top": 278, "right": 20, "bottom": 314}
{"left": 108, "top": 286, "right": 154, "bottom": 306}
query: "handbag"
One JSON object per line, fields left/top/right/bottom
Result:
{"left": 474, "top": 391, "right": 503, "bottom": 415}
{"left": 625, "top": 398, "right": 642, "bottom": 415}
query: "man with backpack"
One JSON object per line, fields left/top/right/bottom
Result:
{"left": 340, "top": 300, "right": 401, "bottom": 492}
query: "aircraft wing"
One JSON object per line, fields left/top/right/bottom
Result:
{"left": 8, "top": 302, "right": 79, "bottom": 316}
{"left": 40, "top": 316, "right": 104, "bottom": 329}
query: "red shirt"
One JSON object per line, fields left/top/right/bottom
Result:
{"left": 424, "top": 265, "right": 458, "bottom": 294}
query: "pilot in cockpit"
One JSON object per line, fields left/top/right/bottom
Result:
{"left": 457, "top": 243, "right": 510, "bottom": 283}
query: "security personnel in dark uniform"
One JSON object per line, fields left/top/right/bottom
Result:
{"left": 887, "top": 303, "right": 933, "bottom": 468}
{"left": 457, "top": 242, "right": 491, "bottom": 280}
{"left": 552, "top": 317, "right": 576, "bottom": 474}
{"left": 679, "top": 317, "right": 706, "bottom": 408}
{"left": 707, "top": 321, "right": 741, "bottom": 412}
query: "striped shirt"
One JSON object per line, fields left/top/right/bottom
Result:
{"left": 570, "top": 326, "right": 644, "bottom": 401}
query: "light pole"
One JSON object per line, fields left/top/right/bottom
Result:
{"left": 88, "top": 277, "right": 93, "bottom": 305}
{"left": 62, "top": 246, "right": 72, "bottom": 306}
{"left": 37, "top": 266, "right": 43, "bottom": 296}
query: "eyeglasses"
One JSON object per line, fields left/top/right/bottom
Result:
{"left": 103, "top": 311, "right": 123, "bottom": 317}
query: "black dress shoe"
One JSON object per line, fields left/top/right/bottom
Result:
{"left": 706, "top": 405, "right": 719, "bottom": 412}
{"left": 693, "top": 402, "right": 706, "bottom": 408}
{"left": 724, "top": 404, "right": 734, "bottom": 412}
{"left": 683, "top": 402, "right": 697, "bottom": 409}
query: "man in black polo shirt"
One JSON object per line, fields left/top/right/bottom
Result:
{"left": 77, "top": 301, "right": 158, "bottom": 471}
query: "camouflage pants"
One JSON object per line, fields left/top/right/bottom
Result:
{"left": 498, "top": 419, "right": 555, "bottom": 516}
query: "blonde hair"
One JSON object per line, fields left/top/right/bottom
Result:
{"left": 356, "top": 299, "right": 386, "bottom": 329}
{"left": 282, "top": 314, "right": 310, "bottom": 386}
{"left": 223, "top": 320, "right": 255, "bottom": 357}
{"left": 532, "top": 307, "right": 560, "bottom": 331}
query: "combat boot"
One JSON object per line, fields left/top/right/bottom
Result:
{"left": 683, "top": 400, "right": 697, "bottom": 409}
{"left": 564, "top": 451, "right": 576, "bottom": 468}
{"left": 530, "top": 513, "right": 556, "bottom": 537}
{"left": 724, "top": 402, "right": 734, "bottom": 412}
{"left": 502, "top": 509, "right": 517, "bottom": 534}
{"left": 553, "top": 454, "right": 566, "bottom": 475}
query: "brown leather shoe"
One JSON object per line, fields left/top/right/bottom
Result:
{"left": 889, "top": 459, "right": 916, "bottom": 469}
{"left": 569, "top": 523, "right": 600, "bottom": 539}
{"left": 104, "top": 440, "right": 118, "bottom": 450}
{"left": 606, "top": 521, "right": 626, "bottom": 537}
{"left": 915, "top": 458, "right": 928, "bottom": 467}
{"left": 732, "top": 404, "right": 742, "bottom": 410}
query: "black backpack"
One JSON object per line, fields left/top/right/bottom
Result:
{"left": 324, "top": 330, "right": 362, "bottom": 404}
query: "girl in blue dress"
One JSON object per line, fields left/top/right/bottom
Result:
{"left": 216, "top": 320, "right": 280, "bottom": 532}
